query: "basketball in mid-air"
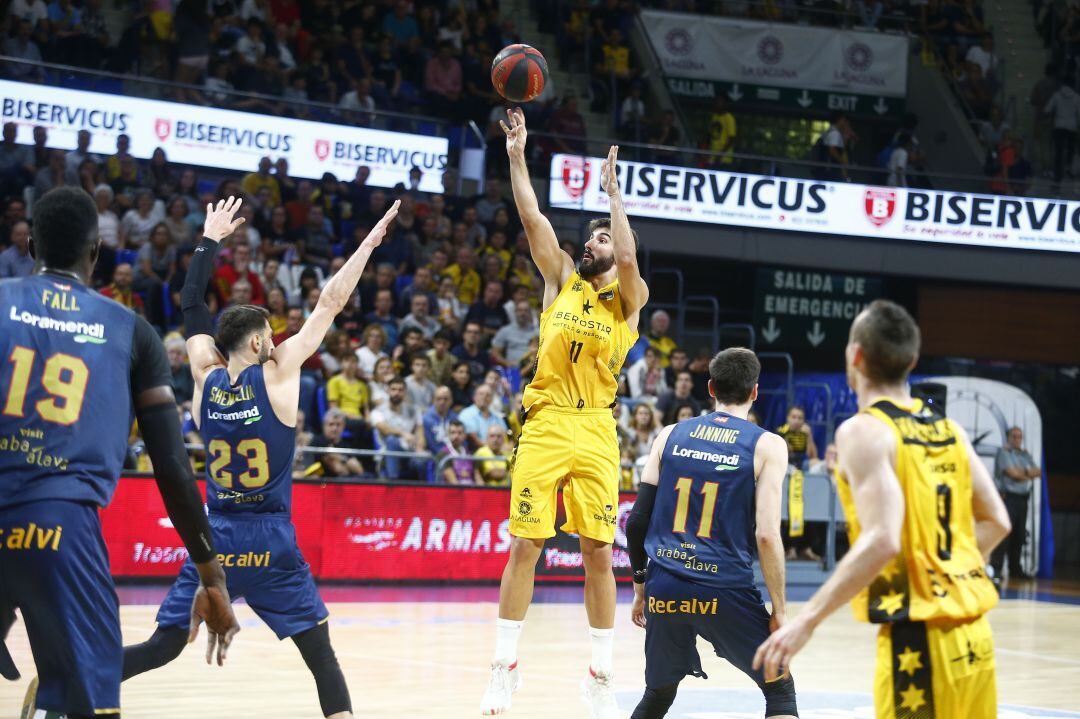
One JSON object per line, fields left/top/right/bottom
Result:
{"left": 491, "top": 44, "right": 548, "bottom": 103}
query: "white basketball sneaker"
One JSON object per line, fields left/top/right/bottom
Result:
{"left": 480, "top": 661, "right": 521, "bottom": 715}
{"left": 581, "top": 667, "right": 620, "bottom": 719}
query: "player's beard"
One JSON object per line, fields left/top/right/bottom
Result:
{"left": 577, "top": 251, "right": 613, "bottom": 279}
{"left": 257, "top": 340, "right": 272, "bottom": 365}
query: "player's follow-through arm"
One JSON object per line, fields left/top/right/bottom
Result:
{"left": 129, "top": 321, "right": 240, "bottom": 666}
{"left": 181, "top": 196, "right": 247, "bottom": 387}
{"left": 600, "top": 146, "right": 649, "bottom": 313}
{"left": 626, "top": 424, "right": 675, "bottom": 629}
{"left": 755, "top": 433, "right": 790, "bottom": 632}
{"left": 753, "top": 414, "right": 904, "bottom": 681}
{"left": 272, "top": 200, "right": 400, "bottom": 373}
{"left": 500, "top": 108, "right": 572, "bottom": 286}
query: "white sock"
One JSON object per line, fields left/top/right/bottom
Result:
{"left": 494, "top": 618, "right": 523, "bottom": 665}
{"left": 589, "top": 626, "right": 615, "bottom": 675}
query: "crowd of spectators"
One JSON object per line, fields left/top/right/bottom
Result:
{"left": 0, "top": 111, "right": 737, "bottom": 485}
{"left": 5, "top": 0, "right": 521, "bottom": 132}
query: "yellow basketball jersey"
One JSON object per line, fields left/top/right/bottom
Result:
{"left": 522, "top": 272, "right": 637, "bottom": 412}
{"left": 837, "top": 398, "right": 998, "bottom": 624}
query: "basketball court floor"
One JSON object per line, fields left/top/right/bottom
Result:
{"left": 3, "top": 582, "right": 1079, "bottom": 718}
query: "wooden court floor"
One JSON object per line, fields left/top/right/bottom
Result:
{"left": 3, "top": 588, "right": 1080, "bottom": 718}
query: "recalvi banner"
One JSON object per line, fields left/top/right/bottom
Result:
{"left": 0, "top": 79, "right": 448, "bottom": 191}
{"left": 640, "top": 9, "right": 908, "bottom": 98}
{"left": 548, "top": 153, "right": 1080, "bottom": 254}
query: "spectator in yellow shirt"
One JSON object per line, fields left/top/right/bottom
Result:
{"left": 241, "top": 156, "right": 282, "bottom": 207}
{"left": 326, "top": 354, "right": 370, "bottom": 420}
{"left": 707, "top": 95, "right": 737, "bottom": 166}
{"left": 474, "top": 424, "right": 510, "bottom": 485}
{"left": 444, "top": 245, "right": 481, "bottom": 305}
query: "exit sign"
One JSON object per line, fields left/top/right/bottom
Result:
{"left": 753, "top": 268, "right": 883, "bottom": 352}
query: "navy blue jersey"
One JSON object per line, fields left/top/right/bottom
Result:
{"left": 645, "top": 411, "right": 766, "bottom": 588}
{"left": 0, "top": 275, "right": 142, "bottom": 508}
{"left": 201, "top": 365, "right": 295, "bottom": 515}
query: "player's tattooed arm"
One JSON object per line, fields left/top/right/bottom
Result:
{"left": 183, "top": 196, "right": 245, "bottom": 386}
{"left": 272, "top": 201, "right": 399, "bottom": 374}
{"left": 500, "top": 108, "right": 572, "bottom": 288}
{"left": 753, "top": 414, "right": 903, "bottom": 681}
{"left": 601, "top": 145, "right": 649, "bottom": 316}
{"left": 754, "top": 432, "right": 790, "bottom": 626}
{"left": 959, "top": 423, "right": 1011, "bottom": 560}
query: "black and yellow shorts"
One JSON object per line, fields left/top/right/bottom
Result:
{"left": 875, "top": 614, "right": 996, "bottom": 719}
{"left": 508, "top": 406, "right": 620, "bottom": 544}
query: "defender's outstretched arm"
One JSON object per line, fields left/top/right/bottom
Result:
{"left": 272, "top": 201, "right": 400, "bottom": 373}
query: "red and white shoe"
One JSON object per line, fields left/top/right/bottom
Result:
{"left": 580, "top": 667, "right": 620, "bottom": 719}
{"left": 480, "top": 660, "right": 521, "bottom": 715}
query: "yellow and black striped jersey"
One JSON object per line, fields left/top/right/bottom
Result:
{"left": 837, "top": 398, "right": 998, "bottom": 624}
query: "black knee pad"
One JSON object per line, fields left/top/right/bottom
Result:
{"left": 294, "top": 622, "right": 338, "bottom": 669}
{"left": 292, "top": 622, "right": 351, "bottom": 717}
{"left": 763, "top": 673, "right": 798, "bottom": 717}
{"left": 630, "top": 683, "right": 679, "bottom": 719}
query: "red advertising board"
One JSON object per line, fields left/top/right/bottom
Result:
{"left": 101, "top": 477, "right": 637, "bottom": 582}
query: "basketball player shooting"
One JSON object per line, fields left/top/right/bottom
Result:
{"left": 480, "top": 109, "right": 648, "bottom": 718}
{"left": 753, "top": 300, "right": 1011, "bottom": 718}
{"left": 121, "top": 196, "right": 399, "bottom": 719}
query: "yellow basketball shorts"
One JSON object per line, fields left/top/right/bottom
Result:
{"left": 874, "top": 614, "right": 996, "bottom": 719}
{"left": 508, "top": 406, "right": 620, "bottom": 543}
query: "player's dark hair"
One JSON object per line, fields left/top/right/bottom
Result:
{"left": 31, "top": 186, "right": 99, "bottom": 269}
{"left": 850, "top": 299, "right": 921, "bottom": 385}
{"left": 587, "top": 217, "right": 639, "bottom": 251}
{"left": 787, "top": 404, "right": 806, "bottom": 416}
{"left": 449, "top": 420, "right": 465, "bottom": 430}
{"left": 216, "top": 305, "right": 271, "bottom": 354}
{"left": 388, "top": 376, "right": 406, "bottom": 388}
{"left": 708, "top": 347, "right": 760, "bottom": 405}
{"left": 433, "top": 328, "right": 454, "bottom": 344}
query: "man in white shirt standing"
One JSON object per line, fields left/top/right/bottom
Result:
{"left": 966, "top": 33, "right": 999, "bottom": 82}
{"left": 1044, "top": 77, "right": 1080, "bottom": 182}
{"left": 886, "top": 132, "right": 912, "bottom": 187}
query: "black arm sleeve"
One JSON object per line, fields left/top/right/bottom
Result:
{"left": 626, "top": 482, "right": 658, "bottom": 584}
{"left": 130, "top": 318, "right": 215, "bottom": 563}
{"left": 180, "top": 237, "right": 219, "bottom": 339}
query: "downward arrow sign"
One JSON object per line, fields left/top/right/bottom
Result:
{"left": 874, "top": 97, "right": 888, "bottom": 115}
{"left": 762, "top": 317, "right": 781, "bottom": 343}
{"left": 797, "top": 90, "right": 813, "bottom": 108}
{"left": 807, "top": 321, "right": 826, "bottom": 347}
{"left": 728, "top": 84, "right": 743, "bottom": 101}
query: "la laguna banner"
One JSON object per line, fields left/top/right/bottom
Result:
{"left": 0, "top": 79, "right": 448, "bottom": 191}
{"left": 640, "top": 9, "right": 908, "bottom": 100}
{"left": 548, "top": 153, "right": 1080, "bottom": 255}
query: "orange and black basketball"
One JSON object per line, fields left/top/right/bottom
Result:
{"left": 491, "top": 44, "right": 548, "bottom": 103}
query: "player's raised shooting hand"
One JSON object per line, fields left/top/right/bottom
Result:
{"left": 752, "top": 612, "right": 811, "bottom": 682}
{"left": 189, "top": 560, "right": 240, "bottom": 666}
{"left": 359, "top": 199, "right": 401, "bottom": 251}
{"left": 631, "top": 582, "right": 647, "bottom": 629}
{"left": 202, "top": 195, "right": 246, "bottom": 242}
{"left": 600, "top": 145, "right": 620, "bottom": 197}
{"left": 499, "top": 107, "right": 528, "bottom": 158}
